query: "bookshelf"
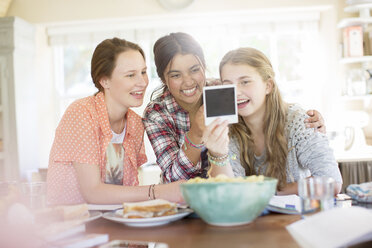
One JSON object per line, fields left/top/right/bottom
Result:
{"left": 339, "top": 3, "right": 372, "bottom": 98}
{"left": 338, "top": 17, "right": 372, "bottom": 28}
{"left": 339, "top": 55, "right": 372, "bottom": 64}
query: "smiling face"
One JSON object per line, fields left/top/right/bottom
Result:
{"left": 220, "top": 63, "right": 272, "bottom": 119}
{"left": 163, "top": 53, "right": 205, "bottom": 109}
{"left": 101, "top": 50, "right": 148, "bottom": 111}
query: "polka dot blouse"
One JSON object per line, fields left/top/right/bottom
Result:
{"left": 46, "top": 92, "right": 147, "bottom": 205}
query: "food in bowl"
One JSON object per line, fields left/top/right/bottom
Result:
{"left": 181, "top": 175, "right": 277, "bottom": 226}
{"left": 187, "top": 174, "right": 265, "bottom": 183}
{"left": 122, "top": 199, "right": 178, "bottom": 218}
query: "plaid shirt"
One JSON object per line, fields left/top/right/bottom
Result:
{"left": 143, "top": 89, "right": 208, "bottom": 183}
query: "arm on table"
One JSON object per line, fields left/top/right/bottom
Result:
{"left": 73, "top": 163, "right": 184, "bottom": 204}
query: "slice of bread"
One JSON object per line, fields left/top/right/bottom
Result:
{"left": 122, "top": 199, "right": 177, "bottom": 218}
{"left": 35, "top": 204, "right": 89, "bottom": 223}
{"left": 60, "top": 204, "right": 89, "bottom": 220}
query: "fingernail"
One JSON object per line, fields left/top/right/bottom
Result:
{"left": 306, "top": 124, "right": 310, "bottom": 128}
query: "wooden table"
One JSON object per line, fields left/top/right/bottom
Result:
{"left": 87, "top": 213, "right": 301, "bottom": 248}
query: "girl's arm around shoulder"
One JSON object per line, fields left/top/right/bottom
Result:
{"left": 304, "top": 109, "right": 326, "bottom": 133}
{"left": 288, "top": 106, "right": 342, "bottom": 193}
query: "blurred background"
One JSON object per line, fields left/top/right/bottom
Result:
{"left": 0, "top": 0, "right": 371, "bottom": 188}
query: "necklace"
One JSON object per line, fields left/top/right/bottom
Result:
{"left": 112, "top": 116, "right": 125, "bottom": 134}
{"left": 119, "top": 117, "right": 125, "bottom": 133}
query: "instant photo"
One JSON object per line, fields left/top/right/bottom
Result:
{"left": 203, "top": 85, "right": 238, "bottom": 125}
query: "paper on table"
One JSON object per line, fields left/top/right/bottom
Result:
{"left": 43, "top": 223, "right": 86, "bottom": 242}
{"left": 88, "top": 204, "right": 122, "bottom": 211}
{"left": 52, "top": 233, "right": 109, "bottom": 248}
{"left": 268, "top": 194, "right": 301, "bottom": 213}
{"left": 286, "top": 206, "right": 372, "bottom": 248}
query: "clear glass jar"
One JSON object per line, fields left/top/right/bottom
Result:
{"left": 366, "top": 69, "right": 372, "bottom": 94}
{"left": 347, "top": 69, "right": 366, "bottom": 96}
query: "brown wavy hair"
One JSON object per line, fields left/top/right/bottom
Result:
{"left": 219, "top": 47, "right": 288, "bottom": 190}
{"left": 91, "top": 37, "right": 145, "bottom": 92}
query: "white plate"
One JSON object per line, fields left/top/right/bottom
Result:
{"left": 58, "top": 210, "right": 103, "bottom": 224}
{"left": 102, "top": 209, "right": 193, "bottom": 227}
{"left": 88, "top": 204, "right": 122, "bottom": 211}
{"left": 40, "top": 211, "right": 103, "bottom": 241}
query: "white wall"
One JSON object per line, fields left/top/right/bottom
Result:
{"left": 7, "top": 0, "right": 340, "bottom": 23}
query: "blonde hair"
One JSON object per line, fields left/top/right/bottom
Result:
{"left": 219, "top": 47, "right": 288, "bottom": 190}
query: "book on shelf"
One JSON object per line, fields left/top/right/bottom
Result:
{"left": 343, "top": 25, "right": 364, "bottom": 58}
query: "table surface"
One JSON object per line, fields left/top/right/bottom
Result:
{"left": 86, "top": 212, "right": 301, "bottom": 248}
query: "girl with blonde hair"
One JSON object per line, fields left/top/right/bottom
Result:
{"left": 219, "top": 47, "right": 342, "bottom": 194}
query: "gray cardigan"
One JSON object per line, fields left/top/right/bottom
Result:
{"left": 229, "top": 104, "right": 343, "bottom": 183}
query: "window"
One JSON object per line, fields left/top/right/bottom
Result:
{"left": 51, "top": 10, "right": 322, "bottom": 119}
{"left": 53, "top": 45, "right": 97, "bottom": 115}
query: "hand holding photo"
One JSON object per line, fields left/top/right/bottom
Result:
{"left": 203, "top": 85, "right": 238, "bottom": 125}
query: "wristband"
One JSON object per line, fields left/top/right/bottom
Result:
{"left": 207, "top": 151, "right": 228, "bottom": 161}
{"left": 184, "top": 132, "right": 204, "bottom": 151}
{"left": 148, "top": 184, "right": 155, "bottom": 200}
{"left": 152, "top": 184, "right": 156, "bottom": 200}
{"left": 208, "top": 156, "right": 228, "bottom": 167}
{"left": 207, "top": 151, "right": 229, "bottom": 167}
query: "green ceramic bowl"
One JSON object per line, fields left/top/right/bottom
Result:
{"left": 180, "top": 177, "right": 278, "bottom": 226}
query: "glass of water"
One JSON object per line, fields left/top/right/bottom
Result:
{"left": 298, "top": 177, "right": 335, "bottom": 218}
{"left": 19, "top": 182, "right": 46, "bottom": 210}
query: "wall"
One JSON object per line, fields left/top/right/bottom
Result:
{"left": 7, "top": 0, "right": 339, "bottom": 24}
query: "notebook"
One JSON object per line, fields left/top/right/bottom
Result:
{"left": 286, "top": 206, "right": 372, "bottom": 248}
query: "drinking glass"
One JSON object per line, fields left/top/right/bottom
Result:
{"left": 0, "top": 181, "right": 18, "bottom": 197}
{"left": 298, "top": 177, "right": 335, "bottom": 218}
{"left": 19, "top": 182, "right": 46, "bottom": 210}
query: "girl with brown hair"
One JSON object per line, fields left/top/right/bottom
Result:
{"left": 143, "top": 33, "right": 234, "bottom": 183}
{"left": 47, "top": 38, "right": 184, "bottom": 205}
